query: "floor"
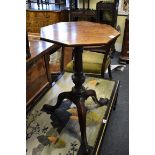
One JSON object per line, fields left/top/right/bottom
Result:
{"left": 27, "top": 32, "right": 129, "bottom": 154}
{"left": 26, "top": 72, "right": 117, "bottom": 155}
{"left": 44, "top": 50, "right": 129, "bottom": 155}
{"left": 100, "top": 52, "right": 129, "bottom": 155}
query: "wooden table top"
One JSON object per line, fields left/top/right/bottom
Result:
{"left": 40, "top": 21, "right": 120, "bottom": 47}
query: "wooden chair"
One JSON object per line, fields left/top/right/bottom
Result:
{"left": 65, "top": 0, "right": 120, "bottom": 79}
{"left": 96, "top": 0, "right": 119, "bottom": 28}
{"left": 65, "top": 47, "right": 113, "bottom": 79}
{"left": 69, "top": 0, "right": 96, "bottom": 22}
{"left": 96, "top": 0, "right": 120, "bottom": 56}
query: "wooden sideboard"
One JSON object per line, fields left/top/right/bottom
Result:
{"left": 26, "top": 10, "right": 69, "bottom": 33}
{"left": 26, "top": 38, "right": 61, "bottom": 110}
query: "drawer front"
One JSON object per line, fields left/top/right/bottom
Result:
{"left": 26, "top": 56, "right": 48, "bottom": 103}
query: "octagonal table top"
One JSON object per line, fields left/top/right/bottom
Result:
{"left": 40, "top": 21, "right": 120, "bottom": 47}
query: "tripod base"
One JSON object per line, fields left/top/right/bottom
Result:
{"left": 42, "top": 88, "right": 108, "bottom": 155}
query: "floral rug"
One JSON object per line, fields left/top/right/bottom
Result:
{"left": 26, "top": 72, "right": 115, "bottom": 155}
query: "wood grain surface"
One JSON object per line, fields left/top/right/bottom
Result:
{"left": 26, "top": 37, "right": 61, "bottom": 106}
{"left": 40, "top": 21, "right": 120, "bottom": 46}
{"left": 26, "top": 10, "right": 69, "bottom": 33}
{"left": 26, "top": 39, "right": 61, "bottom": 64}
{"left": 26, "top": 56, "right": 49, "bottom": 103}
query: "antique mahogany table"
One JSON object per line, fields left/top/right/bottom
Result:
{"left": 40, "top": 21, "right": 120, "bottom": 154}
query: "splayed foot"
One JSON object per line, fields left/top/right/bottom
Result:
{"left": 41, "top": 104, "right": 56, "bottom": 114}
{"left": 98, "top": 98, "right": 109, "bottom": 106}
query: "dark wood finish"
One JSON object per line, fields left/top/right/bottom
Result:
{"left": 26, "top": 38, "right": 61, "bottom": 107}
{"left": 70, "top": 9, "right": 96, "bottom": 22}
{"left": 42, "top": 47, "right": 109, "bottom": 154}
{"left": 96, "top": 0, "right": 119, "bottom": 27}
{"left": 26, "top": 32, "right": 31, "bottom": 59}
{"left": 119, "top": 18, "right": 129, "bottom": 63}
{"left": 40, "top": 21, "right": 120, "bottom": 154}
{"left": 26, "top": 40, "right": 61, "bottom": 64}
{"left": 70, "top": 0, "right": 96, "bottom": 21}
{"left": 63, "top": 47, "right": 73, "bottom": 70}
{"left": 40, "top": 21, "right": 120, "bottom": 46}
{"left": 96, "top": 0, "right": 120, "bottom": 56}
{"left": 26, "top": 56, "right": 49, "bottom": 103}
{"left": 60, "top": 46, "right": 64, "bottom": 72}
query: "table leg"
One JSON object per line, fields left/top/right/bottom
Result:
{"left": 74, "top": 97, "right": 89, "bottom": 154}
{"left": 42, "top": 46, "right": 109, "bottom": 154}
{"left": 42, "top": 91, "right": 73, "bottom": 113}
{"left": 71, "top": 46, "right": 108, "bottom": 107}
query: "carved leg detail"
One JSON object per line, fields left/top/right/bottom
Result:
{"left": 41, "top": 91, "right": 73, "bottom": 114}
{"left": 75, "top": 98, "right": 89, "bottom": 154}
{"left": 85, "top": 89, "right": 109, "bottom": 106}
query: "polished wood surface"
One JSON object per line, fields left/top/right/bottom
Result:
{"left": 27, "top": 57, "right": 49, "bottom": 103}
{"left": 26, "top": 37, "right": 61, "bottom": 107}
{"left": 40, "top": 21, "right": 120, "bottom": 46}
{"left": 27, "top": 39, "right": 61, "bottom": 64}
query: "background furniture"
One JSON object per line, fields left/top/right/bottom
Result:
{"left": 96, "top": 0, "right": 119, "bottom": 27}
{"left": 26, "top": 32, "right": 31, "bottom": 59}
{"left": 26, "top": 34, "right": 61, "bottom": 111}
{"left": 96, "top": 0, "right": 120, "bottom": 55}
{"left": 26, "top": 10, "right": 69, "bottom": 33}
{"left": 70, "top": 0, "right": 96, "bottom": 21}
{"left": 119, "top": 17, "right": 129, "bottom": 63}
{"left": 66, "top": 47, "right": 113, "bottom": 79}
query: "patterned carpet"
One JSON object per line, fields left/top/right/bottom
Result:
{"left": 26, "top": 72, "right": 116, "bottom": 155}
{"left": 26, "top": 45, "right": 129, "bottom": 154}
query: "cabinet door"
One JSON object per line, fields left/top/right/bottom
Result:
{"left": 26, "top": 56, "right": 49, "bottom": 104}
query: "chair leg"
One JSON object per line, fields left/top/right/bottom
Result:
{"left": 110, "top": 44, "right": 116, "bottom": 59}
{"left": 60, "top": 46, "right": 64, "bottom": 72}
{"left": 101, "top": 72, "right": 105, "bottom": 78}
{"left": 108, "top": 65, "right": 112, "bottom": 79}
